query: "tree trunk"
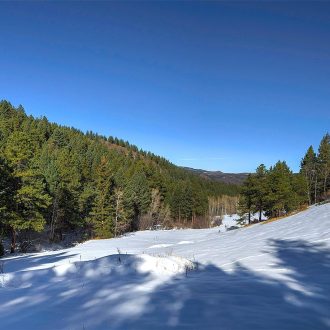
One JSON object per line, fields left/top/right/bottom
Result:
{"left": 10, "top": 228, "right": 16, "bottom": 253}
{"left": 314, "top": 178, "right": 317, "bottom": 204}
{"left": 324, "top": 175, "right": 328, "bottom": 199}
{"left": 306, "top": 172, "right": 311, "bottom": 205}
{"left": 50, "top": 193, "right": 59, "bottom": 242}
{"left": 259, "top": 207, "right": 262, "bottom": 222}
{"left": 115, "top": 195, "right": 119, "bottom": 237}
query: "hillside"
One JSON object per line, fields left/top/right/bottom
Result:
{"left": 0, "top": 101, "right": 240, "bottom": 252}
{"left": 1, "top": 204, "right": 329, "bottom": 329}
{"left": 183, "top": 167, "right": 249, "bottom": 185}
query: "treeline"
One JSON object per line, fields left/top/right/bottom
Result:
{"left": 0, "top": 101, "right": 239, "bottom": 254}
{"left": 239, "top": 133, "right": 330, "bottom": 223}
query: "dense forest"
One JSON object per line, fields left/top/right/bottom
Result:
{"left": 239, "top": 133, "right": 330, "bottom": 224}
{"left": 0, "top": 101, "right": 328, "bottom": 256}
{"left": 0, "top": 101, "right": 239, "bottom": 254}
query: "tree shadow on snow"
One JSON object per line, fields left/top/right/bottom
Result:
{"left": 1, "top": 251, "right": 79, "bottom": 273}
{"left": 0, "top": 240, "right": 329, "bottom": 330}
{"left": 117, "top": 239, "right": 330, "bottom": 330}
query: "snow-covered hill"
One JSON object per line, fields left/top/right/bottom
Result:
{"left": 1, "top": 204, "right": 330, "bottom": 329}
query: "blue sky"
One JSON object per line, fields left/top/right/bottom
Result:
{"left": 0, "top": 2, "right": 329, "bottom": 173}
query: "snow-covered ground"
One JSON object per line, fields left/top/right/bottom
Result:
{"left": 1, "top": 204, "right": 330, "bottom": 329}
{"left": 217, "top": 212, "right": 267, "bottom": 232}
{"left": 218, "top": 213, "right": 241, "bottom": 232}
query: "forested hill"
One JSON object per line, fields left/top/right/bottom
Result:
{"left": 0, "top": 100, "right": 239, "bottom": 253}
{"left": 182, "top": 167, "right": 249, "bottom": 185}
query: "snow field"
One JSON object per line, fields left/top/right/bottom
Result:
{"left": 0, "top": 203, "right": 329, "bottom": 329}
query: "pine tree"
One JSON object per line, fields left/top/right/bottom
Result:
{"left": 292, "top": 173, "right": 309, "bottom": 208}
{"left": 301, "top": 146, "right": 317, "bottom": 204}
{"left": 49, "top": 185, "right": 78, "bottom": 241}
{"left": 0, "top": 157, "right": 16, "bottom": 218}
{"left": 3, "top": 131, "right": 51, "bottom": 252}
{"left": 114, "top": 187, "right": 125, "bottom": 236}
{"left": 78, "top": 184, "right": 95, "bottom": 238}
{"left": 168, "top": 182, "right": 194, "bottom": 224}
{"left": 238, "top": 174, "right": 255, "bottom": 224}
{"left": 0, "top": 156, "right": 17, "bottom": 254}
{"left": 5, "top": 170, "right": 51, "bottom": 253}
{"left": 266, "top": 161, "right": 295, "bottom": 217}
{"left": 126, "top": 171, "right": 151, "bottom": 230}
{"left": 317, "top": 133, "right": 330, "bottom": 200}
{"left": 4, "top": 131, "right": 35, "bottom": 170}
{"left": 88, "top": 157, "right": 115, "bottom": 238}
{"left": 253, "top": 164, "right": 268, "bottom": 221}
{"left": 13, "top": 169, "right": 52, "bottom": 232}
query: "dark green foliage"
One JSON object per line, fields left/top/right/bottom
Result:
{"left": 0, "top": 100, "right": 239, "bottom": 247}
{"left": 1, "top": 125, "right": 51, "bottom": 251}
{"left": 240, "top": 162, "right": 308, "bottom": 221}
{"left": 88, "top": 157, "right": 115, "bottom": 238}
{"left": 50, "top": 186, "right": 79, "bottom": 241}
{"left": 266, "top": 161, "right": 298, "bottom": 217}
{"left": 317, "top": 133, "right": 330, "bottom": 198}
{"left": 240, "top": 133, "right": 330, "bottom": 222}
{"left": 300, "top": 133, "right": 330, "bottom": 204}
{"left": 0, "top": 100, "right": 327, "bottom": 247}
{"left": 0, "top": 158, "right": 16, "bottom": 253}
{"left": 13, "top": 168, "right": 51, "bottom": 232}
{"left": 0, "top": 241, "right": 4, "bottom": 256}
{"left": 0, "top": 157, "right": 16, "bottom": 219}
{"left": 253, "top": 164, "right": 268, "bottom": 221}
{"left": 238, "top": 174, "right": 255, "bottom": 224}
{"left": 292, "top": 173, "right": 309, "bottom": 207}
{"left": 301, "top": 146, "right": 318, "bottom": 204}
{"left": 169, "top": 182, "right": 194, "bottom": 222}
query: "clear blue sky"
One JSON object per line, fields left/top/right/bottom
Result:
{"left": 0, "top": 2, "right": 329, "bottom": 173}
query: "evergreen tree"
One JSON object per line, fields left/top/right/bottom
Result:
{"left": 292, "top": 173, "right": 309, "bottom": 208}
{"left": 301, "top": 146, "right": 318, "bottom": 204}
{"left": 126, "top": 171, "right": 151, "bottom": 230}
{"left": 3, "top": 131, "right": 51, "bottom": 252}
{"left": 113, "top": 187, "right": 126, "bottom": 236}
{"left": 169, "top": 182, "right": 194, "bottom": 224}
{"left": 265, "top": 161, "right": 295, "bottom": 217}
{"left": 49, "top": 185, "right": 78, "bottom": 241}
{"left": 238, "top": 174, "right": 255, "bottom": 224}
{"left": 4, "top": 131, "right": 35, "bottom": 170}
{"left": 252, "top": 164, "right": 268, "bottom": 221}
{"left": 0, "top": 157, "right": 17, "bottom": 252}
{"left": 88, "top": 157, "right": 115, "bottom": 238}
{"left": 13, "top": 169, "right": 51, "bottom": 232}
{"left": 317, "top": 133, "right": 330, "bottom": 199}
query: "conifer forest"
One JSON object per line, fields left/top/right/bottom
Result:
{"left": 0, "top": 101, "right": 239, "bottom": 253}
{"left": 0, "top": 100, "right": 328, "bottom": 255}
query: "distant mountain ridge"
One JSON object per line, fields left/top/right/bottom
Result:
{"left": 182, "top": 167, "right": 249, "bottom": 185}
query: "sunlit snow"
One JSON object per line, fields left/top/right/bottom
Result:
{"left": 1, "top": 204, "right": 330, "bottom": 329}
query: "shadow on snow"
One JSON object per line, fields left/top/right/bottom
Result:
{"left": 0, "top": 239, "right": 329, "bottom": 330}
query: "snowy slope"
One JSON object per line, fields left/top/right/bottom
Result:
{"left": 1, "top": 204, "right": 330, "bottom": 329}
